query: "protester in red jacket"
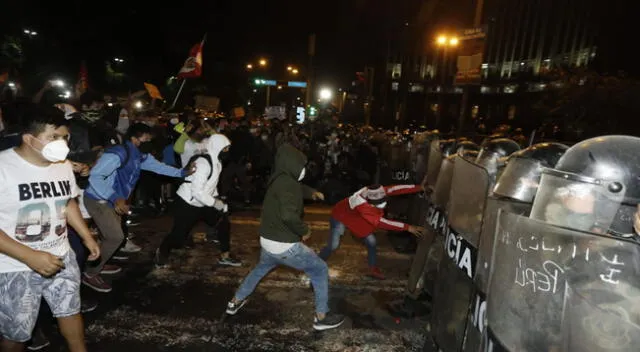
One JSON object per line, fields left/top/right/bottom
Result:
{"left": 319, "top": 184, "right": 425, "bottom": 279}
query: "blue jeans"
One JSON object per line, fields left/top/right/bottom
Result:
{"left": 234, "top": 242, "right": 330, "bottom": 314}
{"left": 319, "top": 218, "right": 377, "bottom": 267}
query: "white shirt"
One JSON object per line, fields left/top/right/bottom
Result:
{"left": 260, "top": 236, "right": 295, "bottom": 254}
{"left": 0, "top": 150, "right": 80, "bottom": 273}
{"left": 180, "top": 138, "right": 208, "bottom": 167}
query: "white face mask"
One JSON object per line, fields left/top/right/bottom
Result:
{"left": 298, "top": 168, "right": 306, "bottom": 181}
{"left": 37, "top": 139, "right": 70, "bottom": 162}
{"left": 170, "top": 118, "right": 179, "bottom": 125}
{"left": 375, "top": 202, "right": 387, "bottom": 209}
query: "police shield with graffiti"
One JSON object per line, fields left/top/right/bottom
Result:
{"left": 485, "top": 136, "right": 640, "bottom": 352}
{"left": 465, "top": 142, "right": 568, "bottom": 352}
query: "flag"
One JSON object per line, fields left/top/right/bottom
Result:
{"left": 177, "top": 42, "right": 203, "bottom": 78}
{"left": 0, "top": 72, "right": 8, "bottom": 84}
{"left": 144, "top": 83, "right": 164, "bottom": 100}
{"left": 78, "top": 61, "right": 89, "bottom": 94}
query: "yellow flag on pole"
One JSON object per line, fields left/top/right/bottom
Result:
{"left": 144, "top": 83, "right": 164, "bottom": 100}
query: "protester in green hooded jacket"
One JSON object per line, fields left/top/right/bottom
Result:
{"left": 225, "top": 143, "right": 345, "bottom": 331}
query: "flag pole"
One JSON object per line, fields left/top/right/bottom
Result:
{"left": 169, "top": 33, "right": 207, "bottom": 110}
{"left": 170, "top": 80, "right": 186, "bottom": 110}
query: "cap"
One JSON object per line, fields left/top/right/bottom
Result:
{"left": 364, "top": 185, "right": 387, "bottom": 205}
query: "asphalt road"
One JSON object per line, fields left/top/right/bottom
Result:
{"left": 44, "top": 204, "right": 428, "bottom": 351}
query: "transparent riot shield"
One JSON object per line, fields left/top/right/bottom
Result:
{"left": 486, "top": 210, "right": 640, "bottom": 352}
{"left": 463, "top": 198, "right": 531, "bottom": 352}
{"left": 406, "top": 154, "right": 456, "bottom": 299}
{"left": 426, "top": 140, "right": 444, "bottom": 190}
{"left": 431, "top": 156, "right": 491, "bottom": 352}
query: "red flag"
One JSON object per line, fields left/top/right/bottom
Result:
{"left": 177, "top": 42, "right": 203, "bottom": 78}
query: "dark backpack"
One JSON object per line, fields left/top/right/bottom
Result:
{"left": 182, "top": 154, "right": 213, "bottom": 182}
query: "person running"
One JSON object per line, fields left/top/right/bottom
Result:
{"left": 319, "top": 184, "right": 425, "bottom": 279}
{"left": 0, "top": 105, "right": 100, "bottom": 352}
{"left": 155, "top": 134, "right": 240, "bottom": 267}
{"left": 225, "top": 143, "right": 345, "bottom": 331}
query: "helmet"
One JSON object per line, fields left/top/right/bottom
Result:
{"left": 494, "top": 143, "right": 569, "bottom": 202}
{"left": 439, "top": 138, "right": 458, "bottom": 157}
{"left": 456, "top": 140, "right": 480, "bottom": 155}
{"left": 475, "top": 138, "right": 521, "bottom": 176}
{"left": 530, "top": 136, "right": 640, "bottom": 236}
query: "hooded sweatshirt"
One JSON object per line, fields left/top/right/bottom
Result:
{"left": 176, "top": 134, "right": 231, "bottom": 209}
{"left": 259, "top": 143, "right": 316, "bottom": 245}
{"left": 332, "top": 184, "right": 423, "bottom": 238}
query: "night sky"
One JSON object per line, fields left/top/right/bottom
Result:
{"left": 0, "top": 0, "right": 636, "bottom": 95}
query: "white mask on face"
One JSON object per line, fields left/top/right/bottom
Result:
{"left": 298, "top": 168, "right": 306, "bottom": 181}
{"left": 170, "top": 118, "right": 179, "bottom": 125}
{"left": 38, "top": 139, "right": 70, "bottom": 162}
{"left": 375, "top": 202, "right": 387, "bottom": 209}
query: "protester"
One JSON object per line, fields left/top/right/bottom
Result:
{"left": 226, "top": 143, "right": 345, "bottom": 331}
{"left": 319, "top": 184, "right": 425, "bottom": 279}
{"left": 0, "top": 105, "right": 100, "bottom": 352}
{"left": 82, "top": 123, "right": 193, "bottom": 293}
{"left": 155, "top": 134, "right": 241, "bottom": 267}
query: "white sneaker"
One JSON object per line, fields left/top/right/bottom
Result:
{"left": 121, "top": 240, "right": 142, "bottom": 253}
{"left": 226, "top": 299, "right": 247, "bottom": 315}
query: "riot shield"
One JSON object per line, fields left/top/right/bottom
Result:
{"left": 486, "top": 211, "right": 640, "bottom": 352}
{"left": 406, "top": 154, "right": 456, "bottom": 300}
{"left": 463, "top": 197, "right": 531, "bottom": 352}
{"left": 431, "top": 156, "right": 491, "bottom": 352}
{"left": 426, "top": 140, "right": 444, "bottom": 190}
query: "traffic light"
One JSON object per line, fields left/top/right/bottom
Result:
{"left": 308, "top": 106, "right": 318, "bottom": 117}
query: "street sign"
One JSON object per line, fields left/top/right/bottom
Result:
{"left": 459, "top": 26, "right": 487, "bottom": 41}
{"left": 254, "top": 79, "right": 277, "bottom": 86}
{"left": 288, "top": 81, "right": 307, "bottom": 88}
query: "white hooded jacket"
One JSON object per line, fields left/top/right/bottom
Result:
{"left": 176, "top": 134, "right": 231, "bottom": 210}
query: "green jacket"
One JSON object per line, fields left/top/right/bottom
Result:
{"left": 259, "top": 143, "right": 316, "bottom": 243}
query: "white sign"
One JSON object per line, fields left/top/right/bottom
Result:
{"left": 264, "top": 106, "right": 286, "bottom": 120}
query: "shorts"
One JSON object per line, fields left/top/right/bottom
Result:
{"left": 0, "top": 250, "right": 81, "bottom": 342}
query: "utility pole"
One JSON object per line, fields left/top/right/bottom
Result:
{"left": 305, "top": 34, "right": 316, "bottom": 116}
{"left": 457, "top": 0, "right": 485, "bottom": 136}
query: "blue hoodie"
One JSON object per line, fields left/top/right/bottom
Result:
{"left": 85, "top": 141, "right": 186, "bottom": 207}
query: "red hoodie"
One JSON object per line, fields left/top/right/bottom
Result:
{"left": 331, "top": 185, "right": 423, "bottom": 238}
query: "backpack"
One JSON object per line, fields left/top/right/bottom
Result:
{"left": 182, "top": 154, "right": 214, "bottom": 183}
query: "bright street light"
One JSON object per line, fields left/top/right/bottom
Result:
{"left": 246, "top": 64, "right": 253, "bottom": 70}
{"left": 134, "top": 101, "right": 143, "bottom": 109}
{"left": 436, "top": 35, "right": 459, "bottom": 47}
{"left": 292, "top": 69, "right": 299, "bottom": 75}
{"left": 23, "top": 29, "right": 37, "bottom": 37}
{"left": 319, "top": 88, "right": 332, "bottom": 101}
{"left": 259, "top": 59, "right": 267, "bottom": 66}
{"left": 277, "top": 85, "right": 283, "bottom": 90}
{"left": 287, "top": 66, "right": 293, "bottom": 71}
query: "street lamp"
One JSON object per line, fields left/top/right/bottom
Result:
{"left": 449, "top": 37, "right": 459, "bottom": 46}
{"left": 291, "top": 68, "right": 299, "bottom": 75}
{"left": 287, "top": 66, "right": 293, "bottom": 71}
{"left": 319, "top": 88, "right": 332, "bottom": 101}
{"left": 436, "top": 35, "right": 447, "bottom": 46}
{"left": 246, "top": 64, "right": 253, "bottom": 70}
{"left": 259, "top": 59, "right": 267, "bottom": 67}
{"left": 23, "top": 29, "right": 37, "bottom": 37}
{"left": 436, "top": 35, "right": 459, "bottom": 47}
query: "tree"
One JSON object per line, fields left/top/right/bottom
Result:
{"left": 532, "top": 69, "right": 640, "bottom": 140}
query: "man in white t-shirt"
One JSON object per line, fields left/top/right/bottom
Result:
{"left": 0, "top": 105, "right": 100, "bottom": 352}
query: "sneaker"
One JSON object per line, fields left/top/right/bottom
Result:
{"left": 218, "top": 257, "right": 242, "bottom": 267}
{"left": 82, "top": 273, "right": 112, "bottom": 293}
{"left": 27, "top": 328, "right": 50, "bottom": 351}
{"left": 100, "top": 264, "right": 122, "bottom": 275}
{"left": 367, "top": 266, "right": 385, "bottom": 280}
{"left": 313, "top": 312, "right": 345, "bottom": 331}
{"left": 226, "top": 299, "right": 247, "bottom": 315}
{"left": 121, "top": 240, "right": 142, "bottom": 253}
{"left": 81, "top": 299, "right": 99, "bottom": 313}
{"left": 112, "top": 253, "right": 129, "bottom": 261}
{"left": 154, "top": 248, "right": 169, "bottom": 269}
